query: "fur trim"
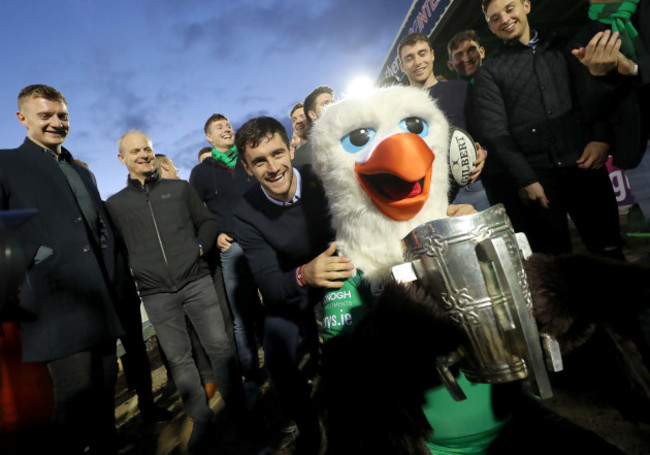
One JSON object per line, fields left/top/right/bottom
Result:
{"left": 310, "top": 86, "right": 451, "bottom": 286}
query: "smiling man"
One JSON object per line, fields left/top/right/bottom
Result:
{"left": 107, "top": 130, "right": 248, "bottom": 454}
{"left": 289, "top": 102, "right": 312, "bottom": 166}
{"left": 0, "top": 84, "right": 124, "bottom": 454}
{"left": 189, "top": 114, "right": 265, "bottom": 403}
{"left": 470, "top": 0, "right": 623, "bottom": 258}
{"left": 234, "top": 116, "right": 353, "bottom": 455}
{"left": 447, "top": 29, "right": 486, "bottom": 81}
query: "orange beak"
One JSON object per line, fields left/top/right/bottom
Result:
{"left": 354, "top": 132, "right": 434, "bottom": 221}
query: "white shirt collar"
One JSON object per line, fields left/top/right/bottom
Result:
{"left": 261, "top": 167, "right": 302, "bottom": 207}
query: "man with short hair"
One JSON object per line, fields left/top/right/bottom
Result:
{"left": 290, "top": 103, "right": 311, "bottom": 165}
{"left": 198, "top": 146, "right": 213, "bottom": 163}
{"left": 303, "top": 86, "right": 334, "bottom": 125}
{"left": 398, "top": 32, "right": 489, "bottom": 210}
{"left": 447, "top": 29, "right": 486, "bottom": 81}
{"left": 0, "top": 84, "right": 124, "bottom": 454}
{"left": 471, "top": 0, "right": 623, "bottom": 257}
{"left": 189, "top": 114, "right": 264, "bottom": 405}
{"left": 290, "top": 103, "right": 309, "bottom": 145}
{"left": 107, "top": 130, "right": 246, "bottom": 454}
{"left": 234, "top": 116, "right": 353, "bottom": 455}
{"left": 154, "top": 153, "right": 180, "bottom": 179}
{"left": 292, "top": 86, "right": 335, "bottom": 168}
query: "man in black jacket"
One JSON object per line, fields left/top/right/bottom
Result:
{"left": 0, "top": 84, "right": 124, "bottom": 454}
{"left": 106, "top": 130, "right": 245, "bottom": 454}
{"left": 234, "top": 116, "right": 354, "bottom": 455}
{"left": 189, "top": 114, "right": 264, "bottom": 406}
{"left": 570, "top": 0, "right": 650, "bottom": 232}
{"left": 471, "top": 0, "right": 623, "bottom": 257}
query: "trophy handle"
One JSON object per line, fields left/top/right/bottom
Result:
{"left": 477, "top": 235, "right": 555, "bottom": 399}
{"left": 515, "top": 233, "right": 564, "bottom": 374}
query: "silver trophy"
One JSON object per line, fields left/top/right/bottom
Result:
{"left": 391, "top": 204, "right": 562, "bottom": 400}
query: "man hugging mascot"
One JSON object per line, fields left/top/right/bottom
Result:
{"left": 307, "top": 86, "right": 650, "bottom": 454}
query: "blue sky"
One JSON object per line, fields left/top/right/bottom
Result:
{"left": 0, "top": 0, "right": 407, "bottom": 198}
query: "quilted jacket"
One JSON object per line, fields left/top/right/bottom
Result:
{"left": 106, "top": 171, "right": 217, "bottom": 296}
{"left": 469, "top": 30, "right": 598, "bottom": 188}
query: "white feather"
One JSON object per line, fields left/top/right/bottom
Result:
{"left": 311, "top": 86, "right": 451, "bottom": 286}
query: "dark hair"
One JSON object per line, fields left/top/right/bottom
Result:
{"left": 198, "top": 146, "right": 212, "bottom": 161}
{"left": 203, "top": 113, "right": 229, "bottom": 134}
{"left": 18, "top": 84, "right": 67, "bottom": 108}
{"left": 482, "top": 0, "right": 524, "bottom": 14}
{"left": 481, "top": 0, "right": 493, "bottom": 13}
{"left": 397, "top": 32, "right": 432, "bottom": 60}
{"left": 447, "top": 29, "right": 482, "bottom": 55}
{"left": 235, "top": 116, "right": 290, "bottom": 158}
{"left": 303, "top": 86, "right": 334, "bottom": 124}
{"left": 289, "top": 102, "right": 304, "bottom": 118}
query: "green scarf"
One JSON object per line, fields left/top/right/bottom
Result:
{"left": 212, "top": 145, "right": 238, "bottom": 168}
{"left": 588, "top": 0, "right": 645, "bottom": 59}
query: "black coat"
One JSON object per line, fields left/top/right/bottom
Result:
{"left": 0, "top": 138, "right": 123, "bottom": 362}
{"left": 469, "top": 30, "right": 602, "bottom": 187}
{"left": 189, "top": 157, "right": 255, "bottom": 239}
{"left": 571, "top": 1, "right": 650, "bottom": 169}
{"left": 106, "top": 172, "right": 218, "bottom": 296}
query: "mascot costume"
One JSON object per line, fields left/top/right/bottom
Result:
{"left": 307, "top": 86, "right": 650, "bottom": 455}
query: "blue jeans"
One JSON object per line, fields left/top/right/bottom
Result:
{"left": 141, "top": 275, "right": 244, "bottom": 421}
{"left": 220, "top": 241, "right": 264, "bottom": 382}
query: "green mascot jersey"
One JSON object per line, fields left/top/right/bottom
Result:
{"left": 321, "top": 273, "right": 508, "bottom": 455}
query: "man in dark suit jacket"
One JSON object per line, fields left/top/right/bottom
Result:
{"left": 0, "top": 84, "right": 124, "bottom": 455}
{"left": 233, "top": 116, "right": 354, "bottom": 455}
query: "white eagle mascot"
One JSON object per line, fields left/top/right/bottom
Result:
{"left": 310, "top": 86, "right": 451, "bottom": 288}
{"left": 307, "top": 86, "right": 650, "bottom": 455}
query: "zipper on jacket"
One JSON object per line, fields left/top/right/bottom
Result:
{"left": 145, "top": 185, "right": 176, "bottom": 290}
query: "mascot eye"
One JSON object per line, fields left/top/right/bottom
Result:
{"left": 341, "top": 127, "right": 377, "bottom": 154}
{"left": 399, "top": 117, "right": 428, "bottom": 137}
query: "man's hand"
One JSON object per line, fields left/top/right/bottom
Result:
{"left": 469, "top": 143, "right": 486, "bottom": 183}
{"left": 519, "top": 182, "right": 549, "bottom": 209}
{"left": 617, "top": 51, "right": 637, "bottom": 76}
{"left": 301, "top": 242, "right": 353, "bottom": 289}
{"left": 447, "top": 204, "right": 477, "bottom": 217}
{"left": 571, "top": 30, "right": 621, "bottom": 76}
{"left": 577, "top": 141, "right": 609, "bottom": 169}
{"left": 217, "top": 233, "right": 233, "bottom": 252}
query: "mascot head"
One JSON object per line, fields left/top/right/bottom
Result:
{"left": 311, "top": 86, "right": 450, "bottom": 285}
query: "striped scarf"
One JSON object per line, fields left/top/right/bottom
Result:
{"left": 212, "top": 145, "right": 238, "bottom": 168}
{"left": 589, "top": 0, "right": 645, "bottom": 58}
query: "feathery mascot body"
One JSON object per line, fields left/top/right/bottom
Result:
{"left": 309, "top": 86, "right": 650, "bottom": 454}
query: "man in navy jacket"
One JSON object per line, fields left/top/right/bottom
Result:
{"left": 0, "top": 84, "right": 124, "bottom": 454}
{"left": 233, "top": 116, "right": 354, "bottom": 455}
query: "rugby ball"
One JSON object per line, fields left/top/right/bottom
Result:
{"left": 448, "top": 127, "right": 478, "bottom": 186}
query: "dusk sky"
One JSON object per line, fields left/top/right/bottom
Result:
{"left": 0, "top": 0, "right": 408, "bottom": 199}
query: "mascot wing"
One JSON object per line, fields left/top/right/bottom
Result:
{"left": 311, "top": 86, "right": 451, "bottom": 285}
